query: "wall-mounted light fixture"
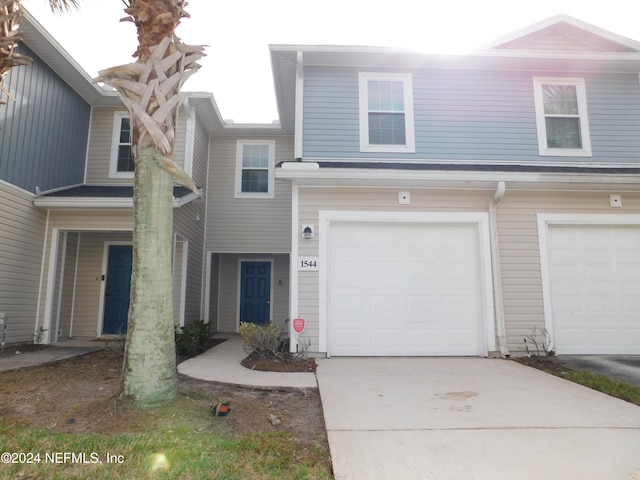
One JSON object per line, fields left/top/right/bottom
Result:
{"left": 302, "top": 225, "right": 314, "bottom": 239}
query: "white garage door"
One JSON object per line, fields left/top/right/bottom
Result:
{"left": 547, "top": 225, "right": 640, "bottom": 354}
{"left": 328, "top": 221, "right": 485, "bottom": 356}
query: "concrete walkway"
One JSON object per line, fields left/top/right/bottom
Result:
{"left": 0, "top": 340, "right": 107, "bottom": 372}
{"left": 316, "top": 357, "right": 640, "bottom": 480}
{"left": 177, "top": 336, "right": 317, "bottom": 389}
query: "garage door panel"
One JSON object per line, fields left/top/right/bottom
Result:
{"left": 622, "top": 295, "right": 640, "bottom": 312}
{"left": 329, "top": 221, "right": 485, "bottom": 356}
{"left": 620, "top": 262, "right": 640, "bottom": 281}
{"left": 548, "top": 225, "right": 640, "bottom": 354}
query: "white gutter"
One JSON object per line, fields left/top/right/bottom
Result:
{"left": 294, "top": 51, "right": 304, "bottom": 160}
{"left": 489, "top": 181, "right": 509, "bottom": 357}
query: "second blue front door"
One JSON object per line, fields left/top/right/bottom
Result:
{"left": 103, "top": 245, "right": 132, "bottom": 334}
{"left": 240, "top": 261, "right": 271, "bottom": 325}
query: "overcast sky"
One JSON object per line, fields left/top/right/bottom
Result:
{"left": 25, "top": 0, "right": 640, "bottom": 123}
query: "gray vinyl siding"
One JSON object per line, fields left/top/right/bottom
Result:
{"left": 303, "top": 67, "right": 640, "bottom": 164}
{"left": 191, "top": 116, "right": 209, "bottom": 189}
{"left": 215, "top": 254, "right": 290, "bottom": 333}
{"left": 207, "top": 135, "right": 293, "bottom": 253}
{"left": 0, "top": 183, "right": 47, "bottom": 344}
{"left": 85, "top": 108, "right": 124, "bottom": 184}
{"left": 0, "top": 44, "right": 89, "bottom": 192}
{"left": 174, "top": 200, "right": 206, "bottom": 325}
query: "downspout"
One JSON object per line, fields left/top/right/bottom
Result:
{"left": 290, "top": 51, "right": 303, "bottom": 352}
{"left": 294, "top": 51, "right": 304, "bottom": 160}
{"left": 489, "top": 181, "right": 509, "bottom": 357}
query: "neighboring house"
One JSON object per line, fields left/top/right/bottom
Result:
{"left": 1, "top": 12, "right": 639, "bottom": 357}
{"left": 0, "top": 11, "right": 218, "bottom": 344}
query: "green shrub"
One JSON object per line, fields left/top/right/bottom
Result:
{"left": 175, "top": 320, "right": 210, "bottom": 356}
{"left": 239, "top": 322, "right": 288, "bottom": 359}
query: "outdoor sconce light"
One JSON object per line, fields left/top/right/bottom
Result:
{"left": 302, "top": 225, "right": 314, "bottom": 239}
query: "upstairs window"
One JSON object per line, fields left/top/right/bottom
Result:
{"left": 359, "top": 72, "right": 415, "bottom": 153}
{"left": 235, "top": 140, "right": 275, "bottom": 198}
{"left": 110, "top": 112, "right": 135, "bottom": 177}
{"left": 533, "top": 78, "right": 591, "bottom": 156}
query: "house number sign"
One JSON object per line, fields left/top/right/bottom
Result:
{"left": 298, "top": 257, "right": 319, "bottom": 271}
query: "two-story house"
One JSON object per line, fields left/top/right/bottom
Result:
{"left": 1, "top": 12, "right": 639, "bottom": 358}
{"left": 272, "top": 14, "right": 640, "bottom": 357}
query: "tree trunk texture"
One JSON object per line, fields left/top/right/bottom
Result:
{"left": 121, "top": 146, "right": 177, "bottom": 407}
{"left": 95, "top": 0, "right": 204, "bottom": 407}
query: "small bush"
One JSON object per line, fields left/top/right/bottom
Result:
{"left": 175, "top": 320, "right": 210, "bottom": 356}
{"left": 239, "top": 322, "right": 288, "bottom": 359}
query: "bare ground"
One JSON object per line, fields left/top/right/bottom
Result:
{"left": 0, "top": 345, "right": 329, "bottom": 452}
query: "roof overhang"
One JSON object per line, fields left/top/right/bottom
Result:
{"left": 276, "top": 161, "right": 640, "bottom": 191}
{"left": 33, "top": 185, "right": 202, "bottom": 209}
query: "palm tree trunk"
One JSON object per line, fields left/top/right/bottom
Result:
{"left": 96, "top": 1, "right": 204, "bottom": 408}
{"left": 121, "top": 146, "right": 176, "bottom": 407}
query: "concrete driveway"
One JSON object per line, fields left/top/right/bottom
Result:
{"left": 316, "top": 358, "right": 640, "bottom": 480}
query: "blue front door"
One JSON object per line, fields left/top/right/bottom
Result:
{"left": 103, "top": 245, "right": 132, "bottom": 334}
{"left": 240, "top": 262, "right": 271, "bottom": 325}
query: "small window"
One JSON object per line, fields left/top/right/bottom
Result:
{"left": 533, "top": 78, "right": 591, "bottom": 156}
{"left": 235, "top": 140, "right": 275, "bottom": 198}
{"left": 359, "top": 72, "right": 415, "bottom": 153}
{"left": 110, "top": 112, "right": 135, "bottom": 177}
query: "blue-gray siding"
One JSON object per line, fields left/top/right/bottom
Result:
{"left": 303, "top": 67, "right": 640, "bottom": 164}
{"left": 0, "top": 44, "right": 89, "bottom": 192}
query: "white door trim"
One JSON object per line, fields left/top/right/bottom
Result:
{"left": 319, "top": 211, "right": 495, "bottom": 356}
{"left": 537, "top": 213, "right": 640, "bottom": 351}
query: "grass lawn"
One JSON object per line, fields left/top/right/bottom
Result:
{"left": 516, "top": 356, "right": 640, "bottom": 407}
{"left": 559, "top": 370, "right": 640, "bottom": 406}
{"left": 0, "top": 394, "right": 332, "bottom": 480}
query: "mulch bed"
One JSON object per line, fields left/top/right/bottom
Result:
{"left": 241, "top": 352, "right": 317, "bottom": 372}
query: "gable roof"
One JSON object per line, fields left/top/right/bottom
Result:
{"left": 481, "top": 14, "right": 640, "bottom": 53}
{"left": 270, "top": 16, "right": 640, "bottom": 132}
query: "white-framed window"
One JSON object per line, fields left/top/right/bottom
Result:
{"left": 533, "top": 77, "right": 592, "bottom": 157}
{"left": 358, "top": 72, "right": 415, "bottom": 153}
{"left": 109, "top": 112, "right": 135, "bottom": 177}
{"left": 235, "top": 140, "right": 276, "bottom": 198}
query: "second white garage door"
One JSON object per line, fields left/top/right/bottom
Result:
{"left": 546, "top": 224, "right": 640, "bottom": 354}
{"left": 328, "top": 221, "right": 486, "bottom": 356}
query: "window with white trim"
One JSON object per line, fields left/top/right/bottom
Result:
{"left": 359, "top": 72, "right": 415, "bottom": 153}
{"left": 235, "top": 140, "right": 275, "bottom": 198}
{"left": 533, "top": 78, "right": 592, "bottom": 156}
{"left": 110, "top": 112, "right": 135, "bottom": 177}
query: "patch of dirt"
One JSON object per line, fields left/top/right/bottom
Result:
{"left": 241, "top": 352, "right": 317, "bottom": 372}
{"left": 512, "top": 355, "right": 571, "bottom": 376}
{"left": 0, "top": 347, "right": 329, "bottom": 452}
